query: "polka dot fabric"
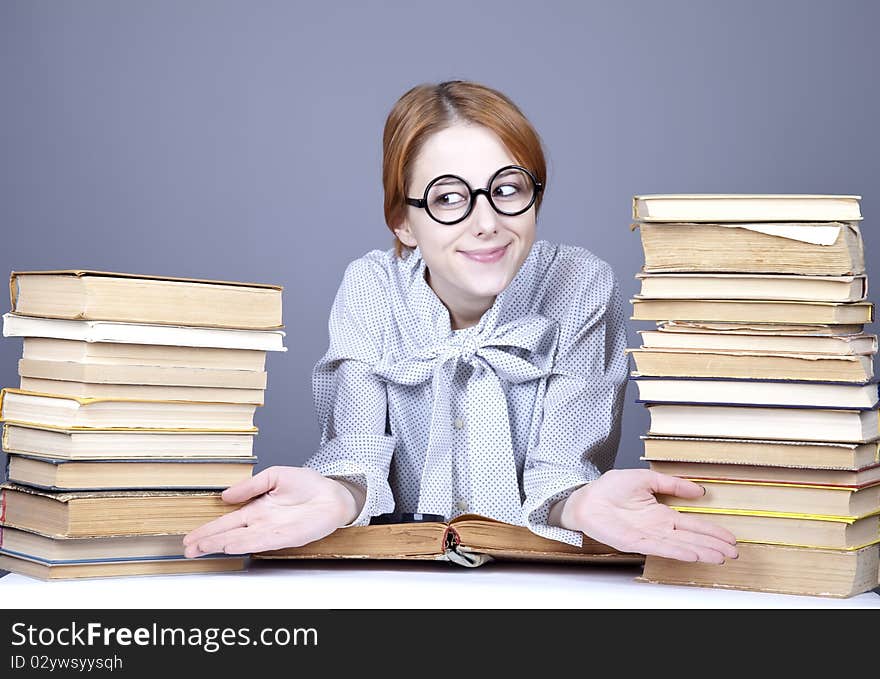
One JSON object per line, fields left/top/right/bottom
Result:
{"left": 305, "top": 239, "right": 628, "bottom": 546}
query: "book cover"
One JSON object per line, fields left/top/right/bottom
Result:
{"left": 629, "top": 376, "right": 879, "bottom": 409}
{"left": 0, "top": 482, "right": 244, "bottom": 538}
{"left": 639, "top": 542, "right": 878, "bottom": 598}
{"left": 2, "top": 423, "right": 257, "bottom": 460}
{"left": 630, "top": 298, "right": 874, "bottom": 325}
{"left": 631, "top": 194, "right": 863, "bottom": 223}
{"left": 641, "top": 435, "right": 880, "bottom": 470}
{"left": 0, "top": 388, "right": 259, "bottom": 431}
{"left": 628, "top": 348, "right": 874, "bottom": 382}
{"left": 5, "top": 453, "right": 257, "bottom": 491}
{"left": 643, "top": 402, "right": 880, "bottom": 443}
{"left": 0, "top": 551, "right": 246, "bottom": 580}
{"left": 3, "top": 313, "right": 288, "bottom": 352}
{"left": 9, "top": 269, "right": 284, "bottom": 330}
{"left": 635, "top": 272, "right": 867, "bottom": 302}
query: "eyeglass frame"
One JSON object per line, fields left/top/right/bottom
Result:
{"left": 404, "top": 164, "right": 544, "bottom": 226}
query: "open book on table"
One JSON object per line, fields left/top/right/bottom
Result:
{"left": 254, "top": 513, "right": 644, "bottom": 568}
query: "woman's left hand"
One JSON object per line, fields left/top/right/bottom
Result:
{"left": 557, "top": 469, "right": 738, "bottom": 563}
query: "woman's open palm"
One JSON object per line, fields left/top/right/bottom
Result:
{"left": 562, "top": 469, "right": 738, "bottom": 563}
{"left": 183, "top": 466, "right": 356, "bottom": 558}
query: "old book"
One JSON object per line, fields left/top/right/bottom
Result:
{"left": 657, "top": 320, "right": 866, "bottom": 336}
{"left": 0, "top": 389, "right": 258, "bottom": 431}
{"left": 0, "top": 525, "right": 245, "bottom": 581}
{"left": 18, "top": 377, "right": 264, "bottom": 405}
{"left": 18, "top": 358, "right": 267, "bottom": 389}
{"left": 2, "top": 423, "right": 256, "bottom": 460}
{"left": 635, "top": 222, "right": 864, "bottom": 275}
{"left": 641, "top": 435, "right": 879, "bottom": 470}
{"left": 639, "top": 542, "right": 878, "bottom": 598}
{"left": 662, "top": 509, "right": 880, "bottom": 550}
{"left": 628, "top": 348, "right": 874, "bottom": 382}
{"left": 632, "top": 194, "right": 863, "bottom": 223}
{"left": 644, "top": 403, "right": 879, "bottom": 443}
{"left": 629, "top": 377, "right": 879, "bottom": 409}
{"left": 639, "top": 329, "right": 877, "bottom": 355}
{"left": 0, "top": 482, "right": 243, "bottom": 537}
{"left": 2, "top": 313, "right": 287, "bottom": 352}
{"left": 254, "top": 514, "right": 644, "bottom": 568}
{"left": 657, "top": 478, "right": 880, "bottom": 517}
{"left": 21, "top": 336, "right": 268, "bottom": 371}
{"left": 9, "top": 270, "right": 283, "bottom": 329}
{"left": 645, "top": 459, "right": 880, "bottom": 488}
{"left": 630, "top": 298, "right": 873, "bottom": 325}
{"left": 635, "top": 272, "right": 867, "bottom": 302}
{"left": 0, "top": 552, "right": 245, "bottom": 580}
{"left": 18, "top": 357, "right": 266, "bottom": 404}
{"left": 5, "top": 453, "right": 256, "bottom": 490}
{"left": 0, "top": 525, "right": 189, "bottom": 560}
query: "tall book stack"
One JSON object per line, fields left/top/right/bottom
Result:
{"left": 0, "top": 270, "right": 286, "bottom": 579}
{"left": 627, "top": 195, "right": 879, "bottom": 597}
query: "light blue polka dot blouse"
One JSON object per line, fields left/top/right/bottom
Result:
{"left": 304, "top": 239, "right": 628, "bottom": 546}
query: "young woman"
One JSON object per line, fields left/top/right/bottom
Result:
{"left": 184, "top": 81, "right": 737, "bottom": 564}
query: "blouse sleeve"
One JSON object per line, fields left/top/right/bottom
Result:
{"left": 520, "top": 257, "right": 628, "bottom": 546}
{"left": 302, "top": 257, "right": 397, "bottom": 527}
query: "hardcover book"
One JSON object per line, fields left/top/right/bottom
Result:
{"left": 0, "top": 552, "right": 246, "bottom": 580}
{"left": 635, "top": 221, "right": 864, "bottom": 275}
{"left": 641, "top": 435, "right": 879, "bottom": 470}
{"left": 630, "top": 298, "right": 873, "bottom": 325}
{"left": 19, "top": 336, "right": 270, "bottom": 370}
{"left": 649, "top": 508, "right": 880, "bottom": 550}
{"left": 2, "top": 313, "right": 287, "bottom": 352}
{"left": 657, "top": 478, "right": 880, "bottom": 517}
{"left": 2, "top": 423, "right": 256, "bottom": 460}
{"left": 631, "top": 194, "right": 863, "bottom": 223}
{"left": 645, "top": 459, "right": 880, "bottom": 488}
{"left": 628, "top": 348, "right": 874, "bottom": 382}
{"left": 254, "top": 514, "right": 644, "bottom": 568}
{"left": 639, "top": 542, "right": 878, "bottom": 598}
{"left": 635, "top": 272, "right": 867, "bottom": 302}
{"left": 5, "top": 453, "right": 256, "bottom": 490}
{"left": 0, "top": 388, "right": 258, "bottom": 431}
{"left": 0, "top": 482, "right": 243, "bottom": 537}
{"left": 0, "top": 526, "right": 246, "bottom": 580}
{"left": 629, "top": 376, "right": 879, "bottom": 409}
{"left": 638, "top": 328, "right": 876, "bottom": 355}
{"left": 8, "top": 270, "right": 283, "bottom": 330}
{"left": 643, "top": 402, "right": 880, "bottom": 443}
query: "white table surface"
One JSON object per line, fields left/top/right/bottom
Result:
{"left": 2, "top": 559, "right": 879, "bottom": 609}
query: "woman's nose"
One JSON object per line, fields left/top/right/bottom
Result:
{"left": 469, "top": 192, "right": 499, "bottom": 236}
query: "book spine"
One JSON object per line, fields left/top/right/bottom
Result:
{"left": 8, "top": 273, "right": 18, "bottom": 313}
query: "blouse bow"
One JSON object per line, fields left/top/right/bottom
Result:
{"left": 372, "top": 314, "right": 559, "bottom": 524}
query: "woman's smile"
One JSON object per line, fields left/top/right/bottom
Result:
{"left": 458, "top": 243, "right": 509, "bottom": 263}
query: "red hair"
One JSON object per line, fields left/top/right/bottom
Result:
{"left": 382, "top": 81, "right": 548, "bottom": 258}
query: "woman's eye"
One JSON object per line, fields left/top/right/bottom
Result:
{"left": 435, "top": 192, "right": 467, "bottom": 207}
{"left": 494, "top": 184, "right": 519, "bottom": 198}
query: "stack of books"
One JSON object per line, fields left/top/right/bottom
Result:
{"left": 627, "top": 194, "right": 879, "bottom": 597}
{"left": 0, "top": 269, "right": 286, "bottom": 579}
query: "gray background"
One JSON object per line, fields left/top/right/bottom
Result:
{"left": 1, "top": 0, "right": 877, "bottom": 482}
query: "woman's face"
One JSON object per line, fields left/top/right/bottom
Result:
{"left": 395, "top": 123, "right": 537, "bottom": 328}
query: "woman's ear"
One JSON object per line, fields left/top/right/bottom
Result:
{"left": 394, "top": 220, "right": 418, "bottom": 249}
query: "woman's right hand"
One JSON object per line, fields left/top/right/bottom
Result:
{"left": 182, "top": 466, "right": 359, "bottom": 558}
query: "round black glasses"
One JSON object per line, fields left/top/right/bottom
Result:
{"left": 405, "top": 165, "right": 544, "bottom": 226}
